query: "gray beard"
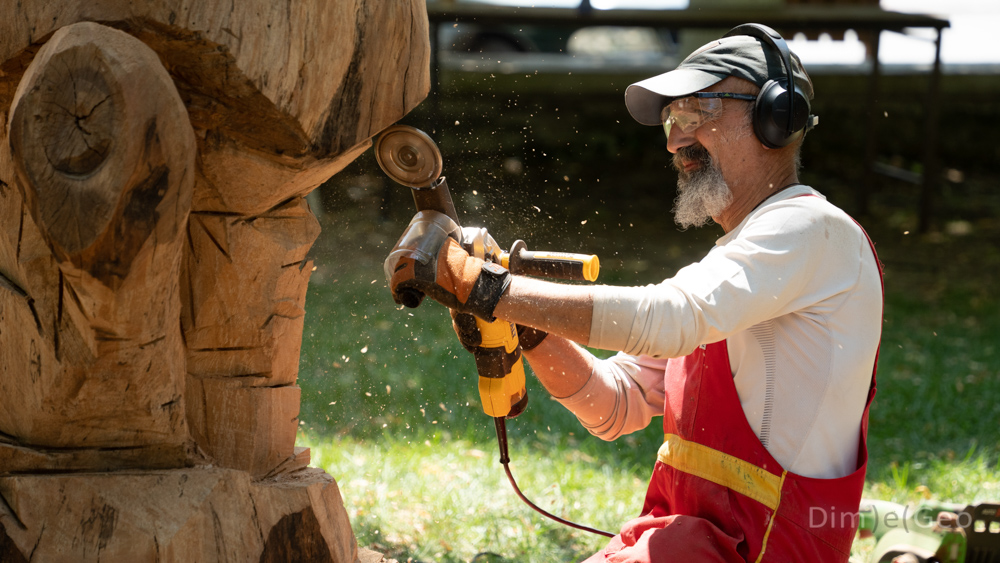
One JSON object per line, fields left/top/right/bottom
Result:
{"left": 672, "top": 148, "right": 733, "bottom": 229}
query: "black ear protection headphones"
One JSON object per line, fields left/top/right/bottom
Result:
{"left": 722, "top": 23, "right": 816, "bottom": 149}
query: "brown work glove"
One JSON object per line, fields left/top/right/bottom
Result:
{"left": 388, "top": 235, "right": 511, "bottom": 321}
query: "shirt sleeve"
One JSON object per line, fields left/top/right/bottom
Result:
{"left": 554, "top": 353, "right": 666, "bottom": 440}
{"left": 588, "top": 195, "right": 859, "bottom": 359}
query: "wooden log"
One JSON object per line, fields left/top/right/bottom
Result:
{"left": 2, "top": 2, "right": 431, "bottom": 214}
{"left": 0, "top": 467, "right": 358, "bottom": 563}
{"left": 1, "top": 22, "right": 197, "bottom": 458}
{"left": 182, "top": 198, "right": 319, "bottom": 384}
{"left": 185, "top": 378, "right": 303, "bottom": 479}
{"left": 0, "top": 0, "right": 430, "bottom": 478}
{"left": 180, "top": 196, "right": 319, "bottom": 477}
{"left": 0, "top": 1, "right": 430, "bottom": 560}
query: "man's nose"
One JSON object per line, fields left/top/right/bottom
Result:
{"left": 666, "top": 126, "right": 696, "bottom": 154}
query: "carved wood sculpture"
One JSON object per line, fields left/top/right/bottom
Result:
{"left": 0, "top": 2, "right": 429, "bottom": 561}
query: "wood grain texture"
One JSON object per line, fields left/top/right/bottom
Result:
{"left": 0, "top": 439, "right": 203, "bottom": 474}
{"left": 0, "top": 3, "right": 428, "bottom": 560}
{"left": 0, "top": 467, "right": 359, "bottom": 563}
{"left": 1, "top": 22, "right": 197, "bottom": 455}
{"left": 180, "top": 196, "right": 318, "bottom": 477}
{"left": 9, "top": 22, "right": 194, "bottom": 278}
{"left": 0, "top": 1, "right": 430, "bottom": 139}
{"left": 181, "top": 197, "right": 319, "bottom": 383}
{"left": 0, "top": 0, "right": 430, "bottom": 475}
{"left": 185, "top": 378, "right": 303, "bottom": 479}
{"left": 1, "top": 1, "right": 430, "bottom": 215}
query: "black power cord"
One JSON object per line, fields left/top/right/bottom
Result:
{"left": 493, "top": 417, "right": 615, "bottom": 539}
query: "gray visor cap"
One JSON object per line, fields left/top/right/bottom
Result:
{"left": 624, "top": 35, "right": 814, "bottom": 126}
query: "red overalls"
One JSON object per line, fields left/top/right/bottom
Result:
{"left": 585, "top": 232, "right": 882, "bottom": 563}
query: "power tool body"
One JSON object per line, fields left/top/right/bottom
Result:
{"left": 377, "top": 124, "right": 611, "bottom": 538}
{"left": 378, "top": 125, "right": 597, "bottom": 420}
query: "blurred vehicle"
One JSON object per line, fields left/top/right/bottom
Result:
{"left": 429, "top": 0, "right": 684, "bottom": 73}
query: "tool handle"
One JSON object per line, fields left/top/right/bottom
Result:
{"left": 475, "top": 316, "right": 528, "bottom": 419}
{"left": 502, "top": 240, "right": 600, "bottom": 281}
{"left": 402, "top": 177, "right": 460, "bottom": 309}
{"left": 412, "top": 177, "right": 461, "bottom": 225}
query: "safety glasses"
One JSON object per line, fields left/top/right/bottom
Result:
{"left": 661, "top": 92, "right": 757, "bottom": 139}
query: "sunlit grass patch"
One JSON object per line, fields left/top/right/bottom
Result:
{"left": 865, "top": 450, "right": 1000, "bottom": 505}
{"left": 305, "top": 434, "right": 646, "bottom": 563}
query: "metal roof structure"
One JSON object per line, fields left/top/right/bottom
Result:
{"left": 426, "top": 3, "right": 948, "bottom": 33}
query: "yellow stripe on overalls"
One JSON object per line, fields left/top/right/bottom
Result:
{"left": 657, "top": 434, "right": 787, "bottom": 562}
{"left": 657, "top": 434, "right": 784, "bottom": 509}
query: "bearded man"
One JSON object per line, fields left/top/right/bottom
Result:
{"left": 387, "top": 24, "right": 883, "bottom": 562}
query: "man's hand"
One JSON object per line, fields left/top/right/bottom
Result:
{"left": 386, "top": 213, "right": 511, "bottom": 320}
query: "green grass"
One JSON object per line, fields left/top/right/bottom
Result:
{"left": 297, "top": 154, "right": 1000, "bottom": 561}
{"left": 858, "top": 221, "right": 1000, "bottom": 517}
{"left": 299, "top": 180, "right": 665, "bottom": 562}
{"left": 303, "top": 435, "right": 645, "bottom": 563}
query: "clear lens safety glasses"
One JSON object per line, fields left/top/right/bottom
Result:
{"left": 661, "top": 92, "right": 757, "bottom": 139}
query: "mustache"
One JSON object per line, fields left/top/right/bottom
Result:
{"left": 672, "top": 144, "right": 712, "bottom": 172}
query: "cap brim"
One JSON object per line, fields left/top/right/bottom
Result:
{"left": 624, "top": 68, "right": 726, "bottom": 126}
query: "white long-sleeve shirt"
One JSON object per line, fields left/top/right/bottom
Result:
{"left": 555, "top": 185, "right": 882, "bottom": 479}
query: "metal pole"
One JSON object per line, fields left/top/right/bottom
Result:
{"left": 918, "top": 27, "right": 944, "bottom": 233}
{"left": 860, "top": 29, "right": 882, "bottom": 218}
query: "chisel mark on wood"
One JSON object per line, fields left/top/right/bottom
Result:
{"left": 195, "top": 215, "right": 231, "bottom": 262}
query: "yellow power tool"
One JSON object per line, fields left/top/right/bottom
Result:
{"left": 376, "top": 124, "right": 612, "bottom": 538}
{"left": 376, "top": 124, "right": 599, "bottom": 419}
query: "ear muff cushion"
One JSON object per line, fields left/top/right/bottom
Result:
{"left": 754, "top": 78, "right": 811, "bottom": 148}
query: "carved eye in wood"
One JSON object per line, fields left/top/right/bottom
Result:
{"left": 9, "top": 22, "right": 194, "bottom": 284}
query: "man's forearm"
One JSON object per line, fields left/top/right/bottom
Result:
{"left": 522, "top": 335, "right": 664, "bottom": 441}
{"left": 520, "top": 334, "right": 595, "bottom": 399}
{"left": 499, "top": 276, "right": 660, "bottom": 439}
{"left": 493, "top": 275, "right": 597, "bottom": 398}
{"left": 493, "top": 276, "right": 594, "bottom": 345}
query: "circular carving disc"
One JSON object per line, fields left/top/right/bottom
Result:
{"left": 374, "top": 125, "right": 442, "bottom": 188}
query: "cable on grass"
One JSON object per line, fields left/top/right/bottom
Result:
{"left": 493, "top": 416, "right": 615, "bottom": 539}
